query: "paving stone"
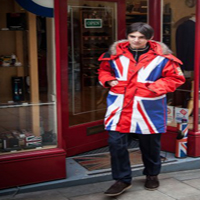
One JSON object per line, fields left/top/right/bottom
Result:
{"left": 0, "top": 190, "right": 69, "bottom": 200}
{"left": 159, "top": 169, "right": 200, "bottom": 181}
{"left": 58, "top": 178, "right": 145, "bottom": 199}
{"left": 129, "top": 178, "right": 145, "bottom": 191}
{"left": 70, "top": 192, "right": 110, "bottom": 200}
{"left": 1, "top": 170, "right": 200, "bottom": 200}
{"left": 118, "top": 190, "right": 175, "bottom": 200}
{"left": 57, "top": 181, "right": 113, "bottom": 198}
{"left": 158, "top": 178, "right": 200, "bottom": 199}
{"left": 183, "top": 178, "right": 200, "bottom": 190}
{"left": 168, "top": 169, "right": 200, "bottom": 181}
{"left": 179, "top": 194, "right": 200, "bottom": 200}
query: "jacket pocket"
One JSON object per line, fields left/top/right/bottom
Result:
{"left": 135, "top": 83, "right": 160, "bottom": 97}
{"left": 110, "top": 84, "right": 127, "bottom": 94}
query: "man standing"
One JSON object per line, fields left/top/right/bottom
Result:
{"left": 98, "top": 22, "right": 185, "bottom": 197}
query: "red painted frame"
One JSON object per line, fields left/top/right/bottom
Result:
{"left": 55, "top": 0, "right": 69, "bottom": 150}
{"left": 193, "top": 0, "right": 200, "bottom": 133}
{"left": 148, "top": 0, "right": 161, "bottom": 41}
{"left": 187, "top": 0, "right": 200, "bottom": 157}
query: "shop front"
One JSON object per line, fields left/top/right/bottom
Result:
{"left": 0, "top": 0, "right": 200, "bottom": 190}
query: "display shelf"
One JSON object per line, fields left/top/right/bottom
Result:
{"left": 0, "top": 102, "right": 55, "bottom": 109}
{"left": 126, "top": 12, "right": 147, "bottom": 26}
{"left": 126, "top": 13, "right": 147, "bottom": 15}
{"left": 0, "top": 66, "right": 23, "bottom": 67}
{"left": 0, "top": 145, "right": 57, "bottom": 155}
{"left": 163, "top": 12, "right": 172, "bottom": 48}
{"left": 0, "top": 29, "right": 27, "bottom": 31}
{"left": 82, "top": 36, "right": 110, "bottom": 38}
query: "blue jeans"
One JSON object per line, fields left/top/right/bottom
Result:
{"left": 108, "top": 131, "right": 162, "bottom": 184}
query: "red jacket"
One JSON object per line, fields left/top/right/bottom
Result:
{"left": 98, "top": 40, "right": 185, "bottom": 134}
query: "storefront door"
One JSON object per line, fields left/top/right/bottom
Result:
{"left": 67, "top": 0, "right": 118, "bottom": 156}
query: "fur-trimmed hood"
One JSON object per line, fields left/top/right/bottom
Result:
{"left": 108, "top": 39, "right": 172, "bottom": 55}
{"left": 99, "top": 39, "right": 182, "bottom": 64}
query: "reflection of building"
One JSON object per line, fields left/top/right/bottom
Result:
{"left": 0, "top": 0, "right": 200, "bottom": 190}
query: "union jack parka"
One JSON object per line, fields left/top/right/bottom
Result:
{"left": 98, "top": 40, "right": 185, "bottom": 134}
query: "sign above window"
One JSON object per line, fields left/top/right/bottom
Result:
{"left": 15, "top": 0, "right": 54, "bottom": 17}
{"left": 84, "top": 19, "right": 102, "bottom": 28}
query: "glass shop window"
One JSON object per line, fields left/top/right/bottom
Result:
{"left": 162, "top": 0, "right": 197, "bottom": 130}
{"left": 0, "top": 0, "right": 57, "bottom": 154}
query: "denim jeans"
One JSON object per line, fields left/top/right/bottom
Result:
{"left": 108, "top": 131, "right": 162, "bottom": 184}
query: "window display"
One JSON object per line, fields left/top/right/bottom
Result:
{"left": 162, "top": 0, "right": 197, "bottom": 130}
{"left": 0, "top": 0, "right": 57, "bottom": 154}
{"left": 125, "top": 0, "right": 148, "bottom": 26}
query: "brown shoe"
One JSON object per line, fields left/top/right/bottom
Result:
{"left": 145, "top": 175, "right": 159, "bottom": 190}
{"left": 104, "top": 181, "right": 132, "bottom": 196}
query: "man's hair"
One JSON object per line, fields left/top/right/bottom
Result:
{"left": 126, "top": 22, "right": 154, "bottom": 39}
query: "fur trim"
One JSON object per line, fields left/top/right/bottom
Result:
{"left": 108, "top": 39, "right": 172, "bottom": 55}
{"left": 108, "top": 39, "right": 128, "bottom": 55}
{"left": 154, "top": 40, "right": 172, "bottom": 54}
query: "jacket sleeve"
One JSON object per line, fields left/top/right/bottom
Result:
{"left": 98, "top": 61, "right": 117, "bottom": 87}
{"left": 147, "top": 60, "right": 185, "bottom": 95}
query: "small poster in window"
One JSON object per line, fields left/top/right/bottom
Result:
{"left": 175, "top": 107, "right": 189, "bottom": 123}
{"left": 167, "top": 106, "right": 174, "bottom": 123}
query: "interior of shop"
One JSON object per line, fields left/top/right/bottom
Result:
{"left": 0, "top": 0, "right": 57, "bottom": 154}
{"left": 161, "top": 0, "right": 197, "bottom": 130}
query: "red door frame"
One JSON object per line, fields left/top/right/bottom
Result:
{"left": 148, "top": 0, "right": 161, "bottom": 41}
{"left": 193, "top": 0, "right": 200, "bottom": 133}
{"left": 54, "top": 0, "right": 69, "bottom": 150}
{"left": 59, "top": 0, "right": 126, "bottom": 156}
{"left": 187, "top": 0, "right": 200, "bottom": 157}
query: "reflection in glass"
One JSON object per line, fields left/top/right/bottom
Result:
{"left": 125, "top": 0, "right": 148, "bottom": 27}
{"left": 68, "top": 1, "right": 117, "bottom": 126}
{"left": 163, "top": 0, "right": 196, "bottom": 129}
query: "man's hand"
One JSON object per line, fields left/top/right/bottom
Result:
{"left": 107, "top": 80, "right": 119, "bottom": 87}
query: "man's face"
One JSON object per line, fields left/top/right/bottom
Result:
{"left": 127, "top": 31, "right": 149, "bottom": 49}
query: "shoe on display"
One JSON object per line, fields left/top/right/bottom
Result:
{"left": 145, "top": 175, "right": 159, "bottom": 190}
{"left": 104, "top": 181, "right": 132, "bottom": 197}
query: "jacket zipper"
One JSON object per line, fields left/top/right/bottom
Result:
{"left": 135, "top": 50, "right": 138, "bottom": 61}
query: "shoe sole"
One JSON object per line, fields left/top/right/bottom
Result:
{"left": 144, "top": 186, "right": 159, "bottom": 191}
{"left": 104, "top": 185, "right": 132, "bottom": 197}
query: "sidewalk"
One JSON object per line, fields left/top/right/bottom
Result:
{"left": 1, "top": 169, "right": 200, "bottom": 200}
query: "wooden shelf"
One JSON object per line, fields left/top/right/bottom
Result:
{"left": 82, "top": 36, "right": 110, "bottom": 38}
{"left": 0, "top": 66, "right": 23, "bottom": 68}
{"left": 0, "top": 102, "right": 55, "bottom": 109}
{"left": 83, "top": 48, "right": 107, "bottom": 50}
{"left": 0, "top": 30, "right": 27, "bottom": 31}
{"left": 0, "top": 145, "right": 57, "bottom": 155}
{"left": 126, "top": 12, "right": 147, "bottom": 16}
